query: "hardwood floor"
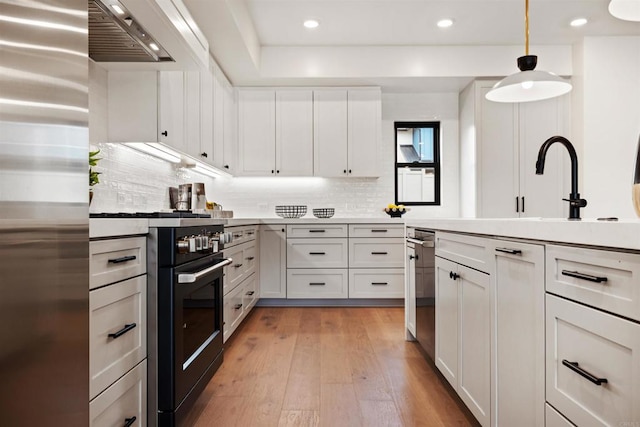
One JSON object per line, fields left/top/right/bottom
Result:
{"left": 186, "top": 307, "right": 479, "bottom": 427}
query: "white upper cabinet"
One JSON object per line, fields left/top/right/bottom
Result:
{"left": 107, "top": 71, "right": 159, "bottom": 142}
{"left": 459, "top": 80, "right": 570, "bottom": 218}
{"left": 184, "top": 71, "right": 201, "bottom": 160}
{"left": 158, "top": 71, "right": 186, "bottom": 152}
{"left": 199, "top": 67, "right": 214, "bottom": 166}
{"left": 313, "top": 89, "right": 348, "bottom": 177}
{"left": 276, "top": 90, "right": 314, "bottom": 176}
{"left": 313, "top": 88, "right": 381, "bottom": 177}
{"left": 238, "top": 89, "right": 277, "bottom": 175}
{"left": 347, "top": 88, "right": 381, "bottom": 177}
{"left": 221, "top": 76, "right": 237, "bottom": 173}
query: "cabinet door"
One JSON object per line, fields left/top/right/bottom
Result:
{"left": 435, "top": 256, "right": 459, "bottom": 389}
{"left": 159, "top": 71, "right": 185, "bottom": 151}
{"left": 276, "top": 90, "right": 313, "bottom": 176}
{"left": 238, "top": 89, "right": 276, "bottom": 175}
{"left": 492, "top": 241, "right": 545, "bottom": 427}
{"left": 314, "top": 89, "right": 348, "bottom": 177}
{"left": 477, "top": 84, "right": 518, "bottom": 218}
{"left": 406, "top": 245, "right": 417, "bottom": 337}
{"left": 199, "top": 67, "right": 214, "bottom": 166}
{"left": 259, "top": 225, "right": 286, "bottom": 298}
{"left": 107, "top": 71, "right": 158, "bottom": 142}
{"left": 212, "top": 64, "right": 225, "bottom": 169}
{"left": 519, "top": 96, "right": 567, "bottom": 218}
{"left": 222, "top": 76, "right": 237, "bottom": 173}
{"left": 347, "top": 88, "right": 380, "bottom": 177}
{"left": 185, "top": 71, "right": 201, "bottom": 159}
{"left": 457, "top": 263, "right": 491, "bottom": 427}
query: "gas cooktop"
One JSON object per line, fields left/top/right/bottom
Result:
{"left": 90, "top": 212, "right": 211, "bottom": 219}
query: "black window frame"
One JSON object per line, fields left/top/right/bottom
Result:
{"left": 394, "top": 121, "right": 441, "bottom": 206}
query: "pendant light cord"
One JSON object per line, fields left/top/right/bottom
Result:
{"left": 525, "top": 0, "right": 530, "bottom": 55}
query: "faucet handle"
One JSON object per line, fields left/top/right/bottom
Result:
{"left": 562, "top": 198, "right": 588, "bottom": 208}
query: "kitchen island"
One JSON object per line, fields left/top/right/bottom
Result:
{"left": 405, "top": 217, "right": 640, "bottom": 427}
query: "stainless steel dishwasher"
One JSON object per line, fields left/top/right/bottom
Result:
{"left": 406, "top": 228, "right": 436, "bottom": 361}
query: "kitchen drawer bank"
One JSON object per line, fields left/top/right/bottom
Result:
{"left": 408, "top": 219, "right": 640, "bottom": 427}
{"left": 258, "top": 221, "right": 405, "bottom": 306}
{"left": 89, "top": 221, "right": 148, "bottom": 427}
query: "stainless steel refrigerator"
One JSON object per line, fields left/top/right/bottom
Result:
{"left": 0, "top": 0, "right": 89, "bottom": 425}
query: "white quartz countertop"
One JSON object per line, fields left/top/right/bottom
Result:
{"left": 226, "top": 217, "right": 405, "bottom": 226}
{"left": 406, "top": 218, "right": 640, "bottom": 251}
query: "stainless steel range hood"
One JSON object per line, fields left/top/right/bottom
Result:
{"left": 88, "top": 0, "right": 174, "bottom": 62}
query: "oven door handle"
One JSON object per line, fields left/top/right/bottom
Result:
{"left": 178, "top": 258, "right": 233, "bottom": 284}
{"left": 406, "top": 238, "right": 435, "bottom": 248}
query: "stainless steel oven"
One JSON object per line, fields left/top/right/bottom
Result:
{"left": 148, "top": 222, "right": 231, "bottom": 427}
{"left": 406, "top": 228, "right": 436, "bottom": 361}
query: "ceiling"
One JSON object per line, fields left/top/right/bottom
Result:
{"left": 183, "top": 0, "right": 640, "bottom": 92}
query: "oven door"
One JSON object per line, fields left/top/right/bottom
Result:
{"left": 157, "top": 255, "right": 231, "bottom": 413}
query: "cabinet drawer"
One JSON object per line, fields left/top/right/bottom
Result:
{"left": 546, "top": 244, "right": 640, "bottom": 321}
{"left": 349, "top": 238, "right": 404, "bottom": 268}
{"left": 226, "top": 225, "right": 258, "bottom": 247}
{"left": 90, "top": 276, "right": 146, "bottom": 400}
{"left": 545, "top": 404, "right": 574, "bottom": 427}
{"left": 287, "top": 224, "right": 347, "bottom": 238}
{"left": 223, "top": 240, "right": 257, "bottom": 295}
{"left": 90, "top": 237, "right": 146, "bottom": 289}
{"left": 287, "top": 238, "right": 348, "bottom": 268}
{"left": 287, "top": 269, "right": 348, "bottom": 299}
{"left": 349, "top": 224, "right": 404, "bottom": 238}
{"left": 242, "top": 273, "right": 258, "bottom": 311}
{"left": 223, "top": 282, "right": 245, "bottom": 342}
{"left": 546, "top": 294, "right": 640, "bottom": 426}
{"left": 435, "top": 232, "right": 490, "bottom": 273}
{"left": 90, "top": 360, "right": 146, "bottom": 427}
{"left": 348, "top": 268, "right": 404, "bottom": 298}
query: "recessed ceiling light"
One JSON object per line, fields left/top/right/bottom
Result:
{"left": 111, "top": 4, "right": 125, "bottom": 15}
{"left": 149, "top": 43, "right": 159, "bottom": 51}
{"left": 303, "top": 19, "right": 319, "bottom": 29}
{"left": 570, "top": 17, "right": 588, "bottom": 27}
{"left": 437, "top": 19, "right": 454, "bottom": 28}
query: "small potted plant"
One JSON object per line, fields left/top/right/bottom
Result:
{"left": 89, "top": 149, "right": 101, "bottom": 204}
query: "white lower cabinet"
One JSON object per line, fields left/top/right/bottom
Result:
{"left": 287, "top": 268, "right": 348, "bottom": 299}
{"left": 259, "top": 225, "right": 287, "bottom": 298}
{"left": 546, "top": 294, "right": 640, "bottom": 426}
{"left": 349, "top": 268, "right": 404, "bottom": 298}
{"left": 90, "top": 360, "right": 146, "bottom": 427}
{"left": 491, "top": 240, "right": 545, "bottom": 427}
{"left": 435, "top": 255, "right": 490, "bottom": 427}
{"left": 223, "top": 279, "right": 246, "bottom": 342}
{"left": 287, "top": 238, "right": 348, "bottom": 269}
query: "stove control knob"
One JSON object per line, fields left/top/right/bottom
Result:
{"left": 177, "top": 239, "right": 189, "bottom": 254}
{"left": 188, "top": 237, "right": 197, "bottom": 253}
{"left": 202, "top": 235, "right": 210, "bottom": 250}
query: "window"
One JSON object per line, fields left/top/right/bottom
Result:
{"left": 394, "top": 121, "right": 441, "bottom": 205}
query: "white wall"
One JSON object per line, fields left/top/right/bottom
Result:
{"left": 579, "top": 36, "right": 640, "bottom": 219}
{"left": 89, "top": 66, "right": 460, "bottom": 218}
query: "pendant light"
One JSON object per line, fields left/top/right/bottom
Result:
{"left": 609, "top": 0, "right": 640, "bottom": 21}
{"left": 485, "top": 0, "right": 572, "bottom": 103}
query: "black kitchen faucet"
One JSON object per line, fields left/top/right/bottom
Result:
{"left": 535, "top": 135, "right": 588, "bottom": 220}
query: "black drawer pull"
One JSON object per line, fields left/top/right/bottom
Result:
{"left": 246, "top": 231, "right": 255, "bottom": 235}
{"left": 371, "top": 229, "right": 388, "bottom": 233}
{"left": 246, "top": 291, "right": 255, "bottom": 296}
{"left": 124, "top": 416, "right": 137, "bottom": 427}
{"left": 449, "top": 271, "right": 459, "bottom": 280}
{"left": 309, "top": 229, "right": 326, "bottom": 233}
{"left": 495, "top": 248, "right": 522, "bottom": 255}
{"left": 309, "top": 252, "right": 326, "bottom": 255}
{"left": 309, "top": 282, "right": 326, "bottom": 286}
{"left": 561, "top": 270, "right": 608, "bottom": 283}
{"left": 108, "top": 323, "right": 137, "bottom": 339}
{"left": 562, "top": 360, "right": 608, "bottom": 386}
{"left": 371, "top": 251, "right": 388, "bottom": 255}
{"left": 108, "top": 255, "right": 137, "bottom": 264}
{"left": 234, "top": 303, "right": 243, "bottom": 310}
{"left": 246, "top": 256, "right": 255, "bottom": 261}
{"left": 234, "top": 263, "right": 243, "bottom": 268}
{"left": 371, "top": 282, "right": 388, "bottom": 286}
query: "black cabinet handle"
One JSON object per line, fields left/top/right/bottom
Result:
{"left": 516, "top": 196, "right": 519, "bottom": 213}
{"left": 371, "top": 251, "right": 388, "bottom": 255}
{"left": 276, "top": 170, "right": 280, "bottom": 174}
{"left": 348, "top": 169, "right": 352, "bottom": 174}
{"left": 246, "top": 291, "right": 255, "bottom": 296}
{"left": 521, "top": 196, "right": 525, "bottom": 213}
{"left": 371, "top": 282, "right": 388, "bottom": 286}
{"left": 124, "top": 416, "right": 137, "bottom": 427}
{"left": 108, "top": 255, "right": 136, "bottom": 264}
{"left": 371, "top": 229, "right": 388, "bottom": 233}
{"left": 495, "top": 248, "right": 522, "bottom": 255}
{"left": 224, "top": 165, "right": 229, "bottom": 169}
{"left": 309, "top": 229, "right": 326, "bottom": 233}
{"left": 201, "top": 152, "right": 208, "bottom": 158}
{"left": 309, "top": 282, "right": 325, "bottom": 286}
{"left": 449, "top": 271, "right": 459, "bottom": 280}
{"left": 108, "top": 323, "right": 137, "bottom": 339}
{"left": 234, "top": 303, "right": 243, "bottom": 310}
{"left": 561, "top": 270, "right": 608, "bottom": 283}
{"left": 409, "top": 255, "right": 416, "bottom": 260}
{"left": 161, "top": 130, "right": 168, "bottom": 137}
{"left": 562, "top": 360, "right": 608, "bottom": 386}
{"left": 309, "top": 252, "right": 326, "bottom": 255}
{"left": 271, "top": 170, "right": 275, "bottom": 174}
{"left": 245, "top": 256, "right": 255, "bottom": 261}
{"left": 234, "top": 263, "right": 243, "bottom": 268}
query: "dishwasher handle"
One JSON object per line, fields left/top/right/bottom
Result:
{"left": 406, "top": 237, "right": 434, "bottom": 248}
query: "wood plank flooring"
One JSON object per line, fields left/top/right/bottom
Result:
{"left": 185, "top": 307, "right": 479, "bottom": 427}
